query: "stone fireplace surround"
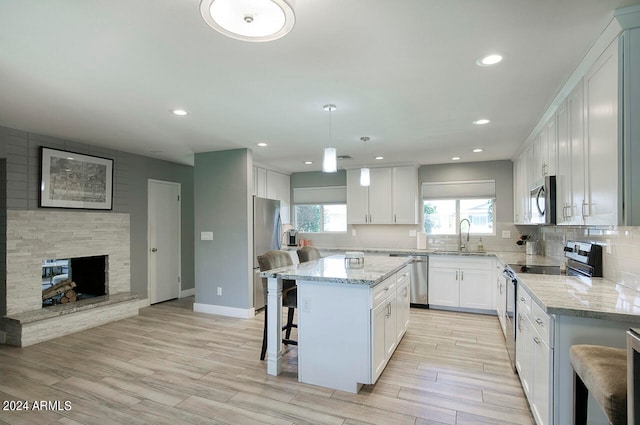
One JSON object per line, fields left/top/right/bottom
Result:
{"left": 1, "top": 210, "right": 138, "bottom": 346}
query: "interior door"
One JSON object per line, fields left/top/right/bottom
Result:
{"left": 148, "top": 179, "right": 181, "bottom": 304}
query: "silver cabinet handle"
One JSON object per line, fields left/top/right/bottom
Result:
{"left": 535, "top": 318, "right": 544, "bottom": 327}
{"left": 533, "top": 336, "right": 541, "bottom": 345}
{"left": 460, "top": 271, "right": 464, "bottom": 281}
{"left": 517, "top": 314, "right": 523, "bottom": 331}
{"left": 365, "top": 214, "right": 368, "bottom": 223}
{"left": 582, "top": 200, "right": 589, "bottom": 218}
{"left": 520, "top": 296, "right": 527, "bottom": 302}
{"left": 151, "top": 248, "right": 158, "bottom": 252}
{"left": 455, "top": 270, "right": 459, "bottom": 280}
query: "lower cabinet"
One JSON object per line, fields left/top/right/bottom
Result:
{"left": 298, "top": 264, "right": 410, "bottom": 392}
{"left": 516, "top": 284, "right": 553, "bottom": 425}
{"left": 428, "top": 256, "right": 495, "bottom": 311}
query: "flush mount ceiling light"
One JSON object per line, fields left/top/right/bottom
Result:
{"left": 304, "top": 161, "right": 313, "bottom": 165}
{"left": 257, "top": 142, "right": 268, "bottom": 147}
{"left": 199, "top": 0, "right": 295, "bottom": 42}
{"left": 171, "top": 109, "right": 188, "bottom": 116}
{"left": 375, "top": 156, "right": 384, "bottom": 160}
{"left": 360, "top": 136, "right": 370, "bottom": 187}
{"left": 452, "top": 157, "right": 461, "bottom": 161}
{"left": 473, "top": 119, "right": 491, "bottom": 125}
{"left": 476, "top": 54, "right": 503, "bottom": 66}
{"left": 473, "top": 148, "right": 484, "bottom": 153}
{"left": 322, "top": 104, "right": 337, "bottom": 173}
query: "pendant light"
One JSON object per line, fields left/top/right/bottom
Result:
{"left": 199, "top": 0, "right": 296, "bottom": 43}
{"left": 322, "top": 104, "right": 337, "bottom": 173}
{"left": 360, "top": 136, "right": 370, "bottom": 186}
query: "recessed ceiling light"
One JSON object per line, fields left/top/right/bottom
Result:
{"left": 473, "top": 119, "right": 490, "bottom": 125}
{"left": 476, "top": 54, "right": 503, "bottom": 66}
{"left": 257, "top": 142, "right": 268, "bottom": 147}
{"left": 374, "top": 156, "right": 384, "bottom": 160}
{"left": 452, "top": 157, "right": 461, "bottom": 161}
{"left": 473, "top": 148, "right": 484, "bottom": 153}
{"left": 304, "top": 161, "right": 313, "bottom": 165}
{"left": 171, "top": 109, "right": 188, "bottom": 116}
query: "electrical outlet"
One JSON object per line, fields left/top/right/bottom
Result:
{"left": 217, "top": 287, "right": 222, "bottom": 296}
{"left": 301, "top": 297, "right": 311, "bottom": 312}
{"left": 201, "top": 231, "right": 213, "bottom": 240}
{"left": 606, "top": 239, "right": 612, "bottom": 254}
{"left": 502, "top": 230, "right": 511, "bottom": 239}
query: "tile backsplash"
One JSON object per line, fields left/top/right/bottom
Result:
{"left": 540, "top": 225, "right": 640, "bottom": 291}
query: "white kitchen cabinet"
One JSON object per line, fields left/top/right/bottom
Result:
{"left": 368, "top": 168, "right": 393, "bottom": 224}
{"left": 583, "top": 40, "right": 619, "bottom": 225}
{"left": 516, "top": 284, "right": 553, "bottom": 425}
{"left": 556, "top": 100, "right": 572, "bottom": 225}
{"left": 391, "top": 166, "right": 419, "bottom": 224}
{"left": 254, "top": 168, "right": 291, "bottom": 224}
{"left": 513, "top": 147, "right": 532, "bottom": 224}
{"left": 395, "top": 268, "right": 411, "bottom": 339}
{"left": 568, "top": 82, "right": 586, "bottom": 226}
{"left": 347, "top": 166, "right": 418, "bottom": 225}
{"left": 254, "top": 166, "right": 267, "bottom": 198}
{"left": 495, "top": 260, "right": 507, "bottom": 337}
{"left": 428, "top": 256, "right": 494, "bottom": 311}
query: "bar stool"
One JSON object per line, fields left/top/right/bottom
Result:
{"left": 569, "top": 344, "right": 627, "bottom": 425}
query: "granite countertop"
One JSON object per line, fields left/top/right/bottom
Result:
{"left": 516, "top": 273, "right": 640, "bottom": 322}
{"left": 260, "top": 254, "right": 411, "bottom": 286}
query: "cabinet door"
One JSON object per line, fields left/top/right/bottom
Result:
{"left": 533, "top": 129, "right": 546, "bottom": 180}
{"left": 428, "top": 267, "right": 459, "bottom": 307}
{"left": 347, "top": 169, "right": 369, "bottom": 224}
{"left": 458, "top": 268, "right": 494, "bottom": 310}
{"left": 556, "top": 100, "right": 572, "bottom": 225}
{"left": 395, "top": 280, "right": 410, "bottom": 340}
{"left": 546, "top": 116, "right": 558, "bottom": 177}
{"left": 568, "top": 82, "right": 586, "bottom": 225}
{"left": 531, "top": 334, "right": 552, "bottom": 425}
{"left": 278, "top": 172, "right": 291, "bottom": 224}
{"left": 584, "top": 41, "right": 619, "bottom": 225}
{"left": 368, "top": 168, "right": 393, "bottom": 224}
{"left": 516, "top": 312, "right": 532, "bottom": 397}
{"left": 371, "top": 300, "right": 387, "bottom": 381}
{"left": 255, "top": 167, "right": 267, "bottom": 198}
{"left": 392, "top": 166, "right": 418, "bottom": 224}
{"left": 266, "top": 170, "right": 279, "bottom": 200}
{"left": 385, "top": 295, "right": 397, "bottom": 359}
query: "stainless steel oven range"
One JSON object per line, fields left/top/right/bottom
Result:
{"left": 502, "top": 240, "right": 603, "bottom": 371}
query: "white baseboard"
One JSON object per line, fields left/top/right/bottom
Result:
{"left": 138, "top": 298, "right": 151, "bottom": 309}
{"left": 193, "top": 303, "right": 255, "bottom": 319}
{"left": 180, "top": 288, "right": 195, "bottom": 298}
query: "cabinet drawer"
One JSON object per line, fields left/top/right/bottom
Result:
{"left": 531, "top": 300, "right": 553, "bottom": 348}
{"left": 396, "top": 265, "right": 410, "bottom": 287}
{"left": 517, "top": 285, "right": 532, "bottom": 315}
{"left": 429, "top": 256, "right": 492, "bottom": 270}
{"left": 372, "top": 276, "right": 396, "bottom": 308}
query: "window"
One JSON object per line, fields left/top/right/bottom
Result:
{"left": 294, "top": 204, "right": 347, "bottom": 232}
{"left": 422, "top": 180, "right": 496, "bottom": 235}
{"left": 423, "top": 198, "right": 494, "bottom": 235}
{"left": 292, "top": 186, "right": 347, "bottom": 233}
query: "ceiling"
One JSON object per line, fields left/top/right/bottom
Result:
{"left": 1, "top": 0, "right": 637, "bottom": 174}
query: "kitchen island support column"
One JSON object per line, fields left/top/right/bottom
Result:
{"left": 266, "top": 276, "right": 283, "bottom": 375}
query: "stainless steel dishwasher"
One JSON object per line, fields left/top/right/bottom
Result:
{"left": 390, "top": 254, "right": 428, "bottom": 308}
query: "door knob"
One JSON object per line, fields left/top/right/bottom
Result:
{"left": 151, "top": 248, "right": 158, "bottom": 252}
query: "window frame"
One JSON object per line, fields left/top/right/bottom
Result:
{"left": 294, "top": 203, "right": 347, "bottom": 233}
{"left": 423, "top": 197, "right": 496, "bottom": 236}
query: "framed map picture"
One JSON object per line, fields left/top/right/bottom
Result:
{"left": 39, "top": 147, "right": 113, "bottom": 210}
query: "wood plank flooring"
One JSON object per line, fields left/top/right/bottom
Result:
{"left": 0, "top": 298, "right": 534, "bottom": 424}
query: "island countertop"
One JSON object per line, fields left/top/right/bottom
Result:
{"left": 260, "top": 254, "right": 411, "bottom": 286}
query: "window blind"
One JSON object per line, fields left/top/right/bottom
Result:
{"left": 293, "top": 186, "right": 346, "bottom": 204}
{"left": 422, "top": 179, "right": 496, "bottom": 199}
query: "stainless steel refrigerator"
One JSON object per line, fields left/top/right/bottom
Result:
{"left": 253, "top": 197, "right": 282, "bottom": 309}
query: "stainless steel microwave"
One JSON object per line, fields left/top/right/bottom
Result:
{"left": 529, "top": 175, "right": 556, "bottom": 225}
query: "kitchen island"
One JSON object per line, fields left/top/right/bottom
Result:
{"left": 260, "top": 254, "right": 412, "bottom": 393}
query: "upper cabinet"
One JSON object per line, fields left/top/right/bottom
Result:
{"left": 253, "top": 167, "right": 291, "bottom": 224}
{"left": 347, "top": 166, "right": 418, "bottom": 225}
{"left": 514, "top": 34, "right": 625, "bottom": 226}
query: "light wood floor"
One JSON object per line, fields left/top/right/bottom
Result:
{"left": 0, "top": 298, "right": 534, "bottom": 425}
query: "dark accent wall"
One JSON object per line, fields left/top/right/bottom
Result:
{"left": 0, "top": 126, "right": 195, "bottom": 300}
{"left": 194, "top": 149, "right": 251, "bottom": 309}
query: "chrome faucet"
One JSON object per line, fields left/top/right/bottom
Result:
{"left": 459, "top": 218, "right": 471, "bottom": 251}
